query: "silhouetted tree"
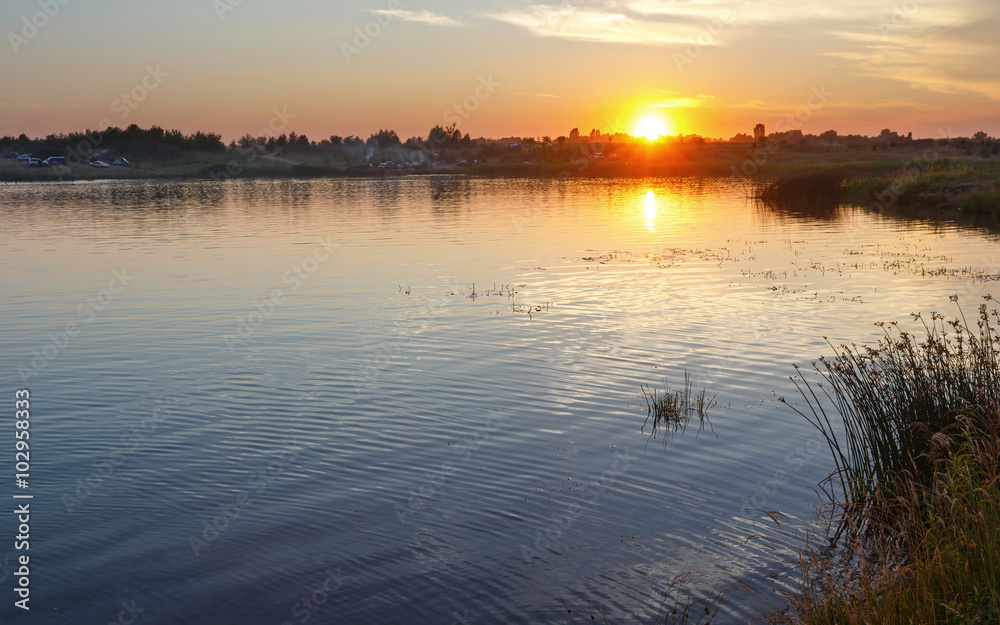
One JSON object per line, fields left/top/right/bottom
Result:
{"left": 428, "top": 123, "right": 462, "bottom": 148}
{"left": 367, "top": 129, "right": 401, "bottom": 148}
{"left": 188, "top": 131, "right": 225, "bottom": 152}
{"left": 329, "top": 135, "right": 343, "bottom": 145}
{"left": 569, "top": 128, "right": 580, "bottom": 139}
{"left": 125, "top": 124, "right": 146, "bottom": 142}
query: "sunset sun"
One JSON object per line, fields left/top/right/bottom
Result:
{"left": 633, "top": 114, "right": 673, "bottom": 141}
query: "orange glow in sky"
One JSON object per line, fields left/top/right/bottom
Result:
{"left": 1, "top": 2, "right": 997, "bottom": 140}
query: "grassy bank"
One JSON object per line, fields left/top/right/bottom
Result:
{"left": 755, "top": 159, "right": 1000, "bottom": 217}
{"left": 763, "top": 297, "right": 1000, "bottom": 624}
{"left": 845, "top": 160, "right": 1000, "bottom": 214}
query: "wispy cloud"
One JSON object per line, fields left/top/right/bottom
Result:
{"left": 486, "top": 0, "right": 999, "bottom": 106}
{"left": 651, "top": 93, "right": 714, "bottom": 107}
{"left": 483, "top": 0, "right": 881, "bottom": 46}
{"left": 371, "top": 9, "right": 467, "bottom": 27}
{"left": 517, "top": 92, "right": 560, "bottom": 98}
{"left": 486, "top": 4, "right": 701, "bottom": 45}
{"left": 823, "top": 11, "right": 1000, "bottom": 101}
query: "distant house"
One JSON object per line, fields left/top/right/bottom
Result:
{"left": 504, "top": 142, "right": 519, "bottom": 148}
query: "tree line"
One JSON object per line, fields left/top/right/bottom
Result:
{"left": 0, "top": 124, "right": 225, "bottom": 160}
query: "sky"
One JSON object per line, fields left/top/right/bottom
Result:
{"left": 1, "top": 0, "right": 998, "bottom": 142}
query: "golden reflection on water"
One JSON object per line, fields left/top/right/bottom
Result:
{"left": 644, "top": 189, "right": 656, "bottom": 232}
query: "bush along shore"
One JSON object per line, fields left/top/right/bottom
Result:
{"left": 753, "top": 159, "right": 1000, "bottom": 218}
{"left": 759, "top": 295, "right": 1000, "bottom": 624}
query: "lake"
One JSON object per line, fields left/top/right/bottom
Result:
{"left": 1, "top": 176, "right": 997, "bottom": 624}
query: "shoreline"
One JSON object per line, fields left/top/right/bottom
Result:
{"left": 4, "top": 151, "right": 998, "bottom": 222}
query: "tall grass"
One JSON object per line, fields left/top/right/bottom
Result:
{"left": 759, "top": 408, "right": 1000, "bottom": 624}
{"left": 785, "top": 296, "right": 1000, "bottom": 541}
{"left": 761, "top": 296, "right": 1000, "bottom": 624}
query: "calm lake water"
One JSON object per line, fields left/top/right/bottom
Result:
{"left": 1, "top": 177, "right": 998, "bottom": 624}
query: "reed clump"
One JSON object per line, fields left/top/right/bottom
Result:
{"left": 754, "top": 169, "right": 847, "bottom": 205}
{"left": 761, "top": 409, "right": 1000, "bottom": 624}
{"left": 640, "top": 371, "right": 715, "bottom": 440}
{"left": 764, "top": 295, "right": 1000, "bottom": 624}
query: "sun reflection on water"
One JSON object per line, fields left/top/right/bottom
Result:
{"left": 644, "top": 189, "right": 656, "bottom": 232}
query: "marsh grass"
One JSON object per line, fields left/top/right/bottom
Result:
{"left": 844, "top": 159, "right": 1000, "bottom": 215}
{"left": 754, "top": 170, "right": 847, "bottom": 205}
{"left": 756, "top": 407, "right": 1000, "bottom": 624}
{"left": 640, "top": 371, "right": 716, "bottom": 441}
{"left": 759, "top": 295, "right": 1000, "bottom": 624}
{"left": 785, "top": 296, "right": 1000, "bottom": 541}
{"left": 752, "top": 160, "right": 1000, "bottom": 217}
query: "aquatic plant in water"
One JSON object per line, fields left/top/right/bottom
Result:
{"left": 640, "top": 370, "right": 715, "bottom": 442}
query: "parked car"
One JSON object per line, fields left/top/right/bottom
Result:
{"left": 23, "top": 158, "right": 43, "bottom": 167}
{"left": 43, "top": 156, "right": 67, "bottom": 167}
{"left": 1, "top": 151, "right": 18, "bottom": 159}
{"left": 90, "top": 160, "right": 110, "bottom": 168}
{"left": 17, "top": 154, "right": 33, "bottom": 162}
{"left": 112, "top": 157, "right": 129, "bottom": 166}
{"left": 83, "top": 150, "right": 109, "bottom": 163}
